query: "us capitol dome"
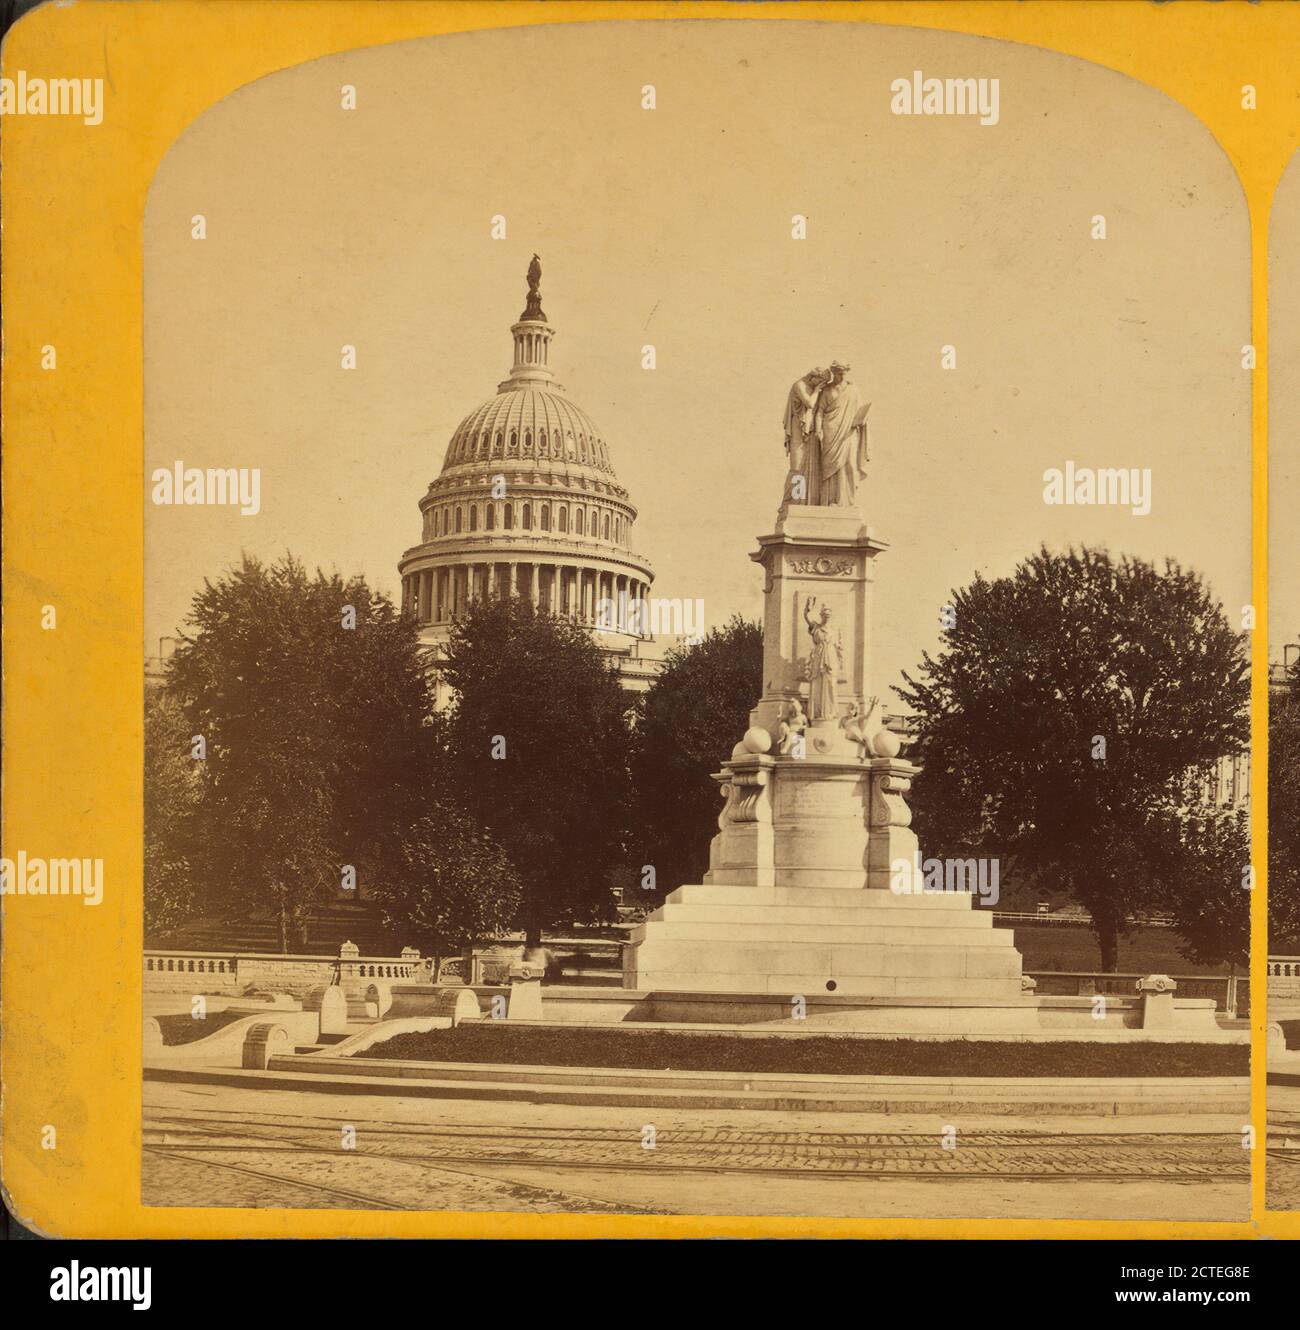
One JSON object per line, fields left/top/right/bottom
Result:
{"left": 398, "top": 258, "right": 666, "bottom": 696}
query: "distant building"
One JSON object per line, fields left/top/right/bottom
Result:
{"left": 396, "top": 262, "right": 678, "bottom": 704}
{"left": 144, "top": 635, "right": 180, "bottom": 693}
{"left": 1271, "top": 641, "right": 1298, "bottom": 697}
{"left": 1189, "top": 751, "right": 1251, "bottom": 811}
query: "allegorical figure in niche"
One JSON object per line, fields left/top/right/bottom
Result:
{"left": 777, "top": 698, "right": 808, "bottom": 755}
{"left": 803, "top": 596, "right": 843, "bottom": 722}
{"left": 812, "top": 361, "right": 870, "bottom": 506}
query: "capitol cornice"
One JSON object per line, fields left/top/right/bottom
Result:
{"left": 425, "top": 467, "right": 632, "bottom": 505}
{"left": 399, "top": 536, "right": 654, "bottom": 579}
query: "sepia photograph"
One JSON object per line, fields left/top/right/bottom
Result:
{"left": 136, "top": 21, "right": 1255, "bottom": 1223}
{"left": 22, "top": 2, "right": 1300, "bottom": 1304}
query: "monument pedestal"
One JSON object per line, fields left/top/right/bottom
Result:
{"left": 623, "top": 502, "right": 1028, "bottom": 1007}
{"left": 746, "top": 504, "right": 888, "bottom": 737}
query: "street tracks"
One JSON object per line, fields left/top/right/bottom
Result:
{"left": 141, "top": 1107, "right": 1249, "bottom": 1212}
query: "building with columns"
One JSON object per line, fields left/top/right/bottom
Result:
{"left": 398, "top": 262, "right": 673, "bottom": 702}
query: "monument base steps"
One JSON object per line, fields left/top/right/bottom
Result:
{"left": 626, "top": 882, "right": 1021, "bottom": 999}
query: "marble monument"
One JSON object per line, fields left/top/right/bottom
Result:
{"left": 621, "top": 368, "right": 1224, "bottom": 1035}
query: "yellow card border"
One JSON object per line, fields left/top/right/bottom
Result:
{"left": 0, "top": 0, "right": 1292, "bottom": 1239}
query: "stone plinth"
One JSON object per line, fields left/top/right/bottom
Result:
{"left": 624, "top": 884, "right": 1022, "bottom": 998}
{"left": 706, "top": 753, "right": 921, "bottom": 893}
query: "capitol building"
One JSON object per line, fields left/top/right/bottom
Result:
{"left": 397, "top": 261, "right": 673, "bottom": 699}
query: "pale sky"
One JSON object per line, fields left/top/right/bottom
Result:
{"left": 1271, "top": 150, "right": 1300, "bottom": 657}
{"left": 145, "top": 20, "right": 1251, "bottom": 702}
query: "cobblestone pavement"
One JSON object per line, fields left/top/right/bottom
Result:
{"left": 142, "top": 1084, "right": 1249, "bottom": 1219}
{"left": 1266, "top": 1090, "right": 1300, "bottom": 1211}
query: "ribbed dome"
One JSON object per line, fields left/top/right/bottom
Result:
{"left": 442, "top": 387, "right": 615, "bottom": 475}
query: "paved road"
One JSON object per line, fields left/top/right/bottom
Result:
{"left": 142, "top": 1082, "right": 1249, "bottom": 1221}
{"left": 1267, "top": 1085, "right": 1300, "bottom": 1211}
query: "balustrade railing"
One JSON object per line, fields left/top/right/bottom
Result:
{"left": 1025, "top": 970, "right": 1248, "bottom": 1016}
{"left": 143, "top": 945, "right": 421, "bottom": 996}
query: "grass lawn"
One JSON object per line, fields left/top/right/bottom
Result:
{"left": 1000, "top": 921, "right": 1230, "bottom": 975}
{"left": 361, "top": 1025, "right": 1247, "bottom": 1078}
{"left": 155, "top": 1009, "right": 248, "bottom": 1046}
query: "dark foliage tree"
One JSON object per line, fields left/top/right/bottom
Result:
{"left": 143, "top": 689, "right": 204, "bottom": 936}
{"left": 1154, "top": 805, "right": 1251, "bottom": 971}
{"left": 1271, "top": 660, "right": 1300, "bottom": 952}
{"left": 367, "top": 806, "right": 522, "bottom": 972}
{"left": 897, "top": 546, "right": 1249, "bottom": 971}
{"left": 628, "top": 616, "right": 764, "bottom": 903}
{"left": 437, "top": 596, "right": 630, "bottom": 947}
{"left": 163, "top": 555, "right": 436, "bottom": 951}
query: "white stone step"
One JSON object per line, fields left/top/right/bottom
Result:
{"left": 626, "top": 940, "right": 1022, "bottom": 979}
{"left": 650, "top": 902, "right": 997, "bottom": 929}
{"left": 624, "top": 971, "right": 1024, "bottom": 998}
{"left": 673, "top": 883, "right": 977, "bottom": 910}
{"left": 630, "top": 920, "right": 1013, "bottom": 948}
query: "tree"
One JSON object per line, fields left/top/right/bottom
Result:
{"left": 143, "top": 688, "right": 204, "bottom": 936}
{"left": 1155, "top": 805, "right": 1251, "bottom": 971}
{"left": 367, "top": 806, "right": 522, "bottom": 973}
{"left": 629, "top": 616, "right": 763, "bottom": 902}
{"left": 437, "top": 596, "right": 630, "bottom": 947}
{"left": 163, "top": 554, "right": 435, "bottom": 951}
{"left": 1271, "top": 660, "right": 1300, "bottom": 952}
{"left": 897, "top": 546, "right": 1249, "bottom": 971}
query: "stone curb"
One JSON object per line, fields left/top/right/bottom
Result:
{"left": 144, "top": 1062, "right": 1248, "bottom": 1116}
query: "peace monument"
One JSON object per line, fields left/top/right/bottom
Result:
{"left": 622, "top": 367, "right": 1218, "bottom": 1035}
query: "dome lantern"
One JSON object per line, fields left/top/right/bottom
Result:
{"left": 500, "top": 254, "right": 556, "bottom": 391}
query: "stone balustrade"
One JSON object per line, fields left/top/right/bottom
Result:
{"left": 1268, "top": 955, "right": 1300, "bottom": 1003}
{"left": 143, "top": 951, "right": 239, "bottom": 993}
{"left": 144, "top": 942, "right": 421, "bottom": 998}
{"left": 1026, "top": 970, "right": 1249, "bottom": 1016}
